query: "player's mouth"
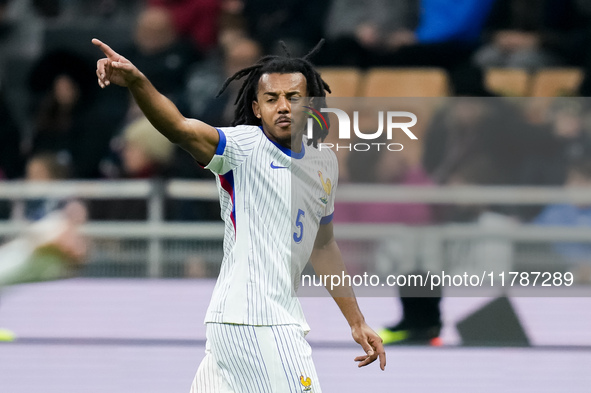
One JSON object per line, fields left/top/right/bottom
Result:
{"left": 275, "top": 117, "right": 291, "bottom": 128}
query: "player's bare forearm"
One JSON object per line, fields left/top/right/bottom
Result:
{"left": 128, "top": 77, "right": 218, "bottom": 164}
{"left": 310, "top": 235, "right": 366, "bottom": 329}
{"left": 310, "top": 223, "right": 386, "bottom": 370}
{"left": 311, "top": 223, "right": 361, "bottom": 314}
{"left": 310, "top": 235, "right": 362, "bottom": 323}
{"left": 92, "top": 38, "right": 218, "bottom": 165}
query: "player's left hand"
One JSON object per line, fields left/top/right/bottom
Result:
{"left": 351, "top": 322, "right": 386, "bottom": 370}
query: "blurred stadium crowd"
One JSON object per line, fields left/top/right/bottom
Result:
{"left": 2, "top": 0, "right": 591, "bottom": 229}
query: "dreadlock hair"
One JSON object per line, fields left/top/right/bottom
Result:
{"left": 216, "top": 40, "right": 331, "bottom": 148}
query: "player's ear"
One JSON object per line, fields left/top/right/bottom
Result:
{"left": 252, "top": 100, "right": 261, "bottom": 119}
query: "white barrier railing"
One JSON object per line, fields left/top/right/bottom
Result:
{"left": 4, "top": 180, "right": 591, "bottom": 203}
{"left": 2, "top": 180, "right": 591, "bottom": 277}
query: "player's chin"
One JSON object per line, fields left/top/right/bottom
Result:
{"left": 274, "top": 123, "right": 292, "bottom": 137}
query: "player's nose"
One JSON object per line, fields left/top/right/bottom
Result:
{"left": 277, "top": 96, "right": 290, "bottom": 113}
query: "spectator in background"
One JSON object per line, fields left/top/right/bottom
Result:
{"left": 91, "top": 116, "right": 174, "bottom": 221}
{"left": 474, "top": 0, "right": 591, "bottom": 70}
{"left": 25, "top": 153, "right": 70, "bottom": 182}
{"left": 320, "top": 0, "right": 495, "bottom": 93}
{"left": 0, "top": 0, "right": 43, "bottom": 72}
{"left": 421, "top": 87, "right": 540, "bottom": 223}
{"left": 320, "top": 0, "right": 417, "bottom": 67}
{"left": 520, "top": 99, "right": 591, "bottom": 187}
{"left": 28, "top": 49, "right": 126, "bottom": 178}
{"left": 99, "top": 115, "right": 175, "bottom": 182}
{"left": 321, "top": 0, "right": 494, "bottom": 70}
{"left": 23, "top": 152, "right": 72, "bottom": 221}
{"left": 119, "top": 116, "right": 175, "bottom": 180}
{"left": 124, "top": 5, "right": 202, "bottom": 118}
{"left": 242, "top": 0, "right": 329, "bottom": 57}
{"left": 534, "top": 158, "right": 591, "bottom": 283}
{"left": 147, "top": 0, "right": 220, "bottom": 53}
{"left": 422, "top": 97, "right": 530, "bottom": 187}
{"left": 186, "top": 36, "right": 262, "bottom": 127}
{"left": 217, "top": 0, "right": 247, "bottom": 40}
{"left": 518, "top": 99, "right": 591, "bottom": 220}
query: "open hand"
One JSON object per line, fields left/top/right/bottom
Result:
{"left": 92, "top": 38, "right": 141, "bottom": 88}
{"left": 352, "top": 322, "right": 386, "bottom": 370}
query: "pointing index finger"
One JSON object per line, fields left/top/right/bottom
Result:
{"left": 92, "top": 38, "right": 117, "bottom": 58}
{"left": 378, "top": 347, "right": 386, "bottom": 371}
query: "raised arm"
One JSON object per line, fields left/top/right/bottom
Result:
{"left": 92, "top": 38, "right": 219, "bottom": 165}
{"left": 309, "top": 222, "right": 386, "bottom": 370}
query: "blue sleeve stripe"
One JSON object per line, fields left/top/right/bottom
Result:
{"left": 215, "top": 128, "right": 227, "bottom": 156}
{"left": 320, "top": 212, "right": 334, "bottom": 225}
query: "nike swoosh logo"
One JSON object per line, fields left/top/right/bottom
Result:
{"left": 270, "top": 162, "right": 289, "bottom": 169}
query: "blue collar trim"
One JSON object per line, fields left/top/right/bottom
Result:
{"left": 259, "top": 126, "right": 305, "bottom": 159}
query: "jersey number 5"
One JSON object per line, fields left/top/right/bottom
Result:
{"left": 293, "top": 209, "right": 305, "bottom": 243}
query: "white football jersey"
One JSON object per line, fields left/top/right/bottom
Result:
{"left": 204, "top": 125, "right": 338, "bottom": 330}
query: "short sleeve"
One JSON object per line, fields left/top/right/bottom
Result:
{"left": 205, "top": 125, "right": 260, "bottom": 175}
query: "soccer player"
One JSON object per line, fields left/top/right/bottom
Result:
{"left": 93, "top": 38, "right": 385, "bottom": 392}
